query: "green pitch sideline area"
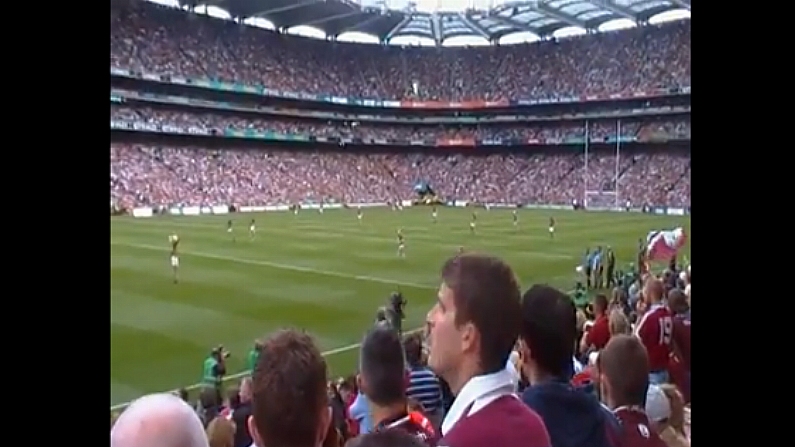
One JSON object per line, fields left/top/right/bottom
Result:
{"left": 110, "top": 206, "right": 690, "bottom": 410}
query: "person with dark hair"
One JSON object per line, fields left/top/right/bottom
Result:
{"left": 345, "top": 430, "right": 429, "bottom": 447}
{"left": 598, "top": 335, "right": 667, "bottom": 447}
{"left": 518, "top": 285, "right": 620, "bottom": 447}
{"left": 426, "top": 253, "right": 550, "bottom": 447}
{"left": 360, "top": 326, "right": 438, "bottom": 446}
{"left": 404, "top": 334, "right": 443, "bottom": 431}
{"left": 248, "top": 329, "right": 332, "bottom": 447}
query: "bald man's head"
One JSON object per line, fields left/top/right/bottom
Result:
{"left": 110, "top": 393, "right": 209, "bottom": 447}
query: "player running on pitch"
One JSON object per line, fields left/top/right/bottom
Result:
{"left": 512, "top": 210, "right": 519, "bottom": 227}
{"left": 470, "top": 211, "right": 477, "bottom": 234}
{"left": 249, "top": 219, "right": 256, "bottom": 240}
{"left": 357, "top": 206, "right": 362, "bottom": 223}
{"left": 169, "top": 233, "right": 180, "bottom": 284}
{"left": 432, "top": 205, "right": 438, "bottom": 223}
{"left": 397, "top": 229, "right": 406, "bottom": 258}
{"left": 549, "top": 216, "right": 555, "bottom": 239}
{"left": 227, "top": 219, "right": 236, "bottom": 242}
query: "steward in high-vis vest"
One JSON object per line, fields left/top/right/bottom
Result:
{"left": 202, "top": 345, "right": 229, "bottom": 389}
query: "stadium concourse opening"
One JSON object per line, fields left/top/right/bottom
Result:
{"left": 145, "top": 0, "right": 690, "bottom": 47}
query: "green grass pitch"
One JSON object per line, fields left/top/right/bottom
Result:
{"left": 110, "top": 206, "right": 690, "bottom": 410}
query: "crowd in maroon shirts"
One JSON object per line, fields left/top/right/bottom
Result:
{"left": 110, "top": 2, "right": 690, "bottom": 101}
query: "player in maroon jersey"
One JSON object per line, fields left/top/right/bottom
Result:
{"left": 598, "top": 335, "right": 667, "bottom": 447}
{"left": 633, "top": 278, "right": 672, "bottom": 385}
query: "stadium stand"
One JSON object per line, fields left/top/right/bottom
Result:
{"left": 110, "top": 1, "right": 691, "bottom": 446}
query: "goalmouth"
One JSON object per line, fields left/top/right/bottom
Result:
{"left": 582, "top": 119, "right": 624, "bottom": 211}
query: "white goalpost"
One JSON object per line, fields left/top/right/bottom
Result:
{"left": 583, "top": 119, "right": 622, "bottom": 211}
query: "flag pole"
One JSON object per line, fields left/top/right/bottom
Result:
{"left": 584, "top": 120, "right": 589, "bottom": 208}
{"left": 615, "top": 119, "right": 621, "bottom": 210}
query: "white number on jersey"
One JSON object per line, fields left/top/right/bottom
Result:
{"left": 658, "top": 316, "right": 673, "bottom": 345}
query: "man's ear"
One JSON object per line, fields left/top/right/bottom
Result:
{"left": 248, "top": 415, "right": 264, "bottom": 447}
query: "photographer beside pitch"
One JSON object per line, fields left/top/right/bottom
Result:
{"left": 202, "top": 345, "right": 231, "bottom": 395}
{"left": 375, "top": 292, "right": 406, "bottom": 335}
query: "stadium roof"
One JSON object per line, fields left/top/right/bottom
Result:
{"left": 175, "top": 0, "right": 690, "bottom": 45}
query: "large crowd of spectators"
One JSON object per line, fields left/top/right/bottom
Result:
{"left": 111, "top": 255, "right": 691, "bottom": 447}
{"left": 110, "top": 143, "right": 690, "bottom": 209}
{"left": 110, "top": 2, "right": 690, "bottom": 101}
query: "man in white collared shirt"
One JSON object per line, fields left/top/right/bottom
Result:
{"left": 425, "top": 254, "right": 551, "bottom": 447}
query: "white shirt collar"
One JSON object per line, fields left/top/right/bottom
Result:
{"left": 441, "top": 367, "right": 516, "bottom": 436}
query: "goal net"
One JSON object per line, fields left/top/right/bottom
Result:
{"left": 584, "top": 191, "right": 619, "bottom": 210}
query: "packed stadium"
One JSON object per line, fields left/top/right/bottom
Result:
{"left": 110, "top": 0, "right": 692, "bottom": 446}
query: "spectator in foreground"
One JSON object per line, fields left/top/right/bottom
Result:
{"left": 667, "top": 290, "right": 691, "bottom": 404}
{"left": 404, "top": 333, "right": 443, "bottom": 431}
{"left": 207, "top": 416, "right": 236, "bottom": 447}
{"left": 110, "top": 393, "right": 209, "bottom": 447}
{"left": 426, "top": 253, "right": 551, "bottom": 447}
{"left": 634, "top": 278, "right": 672, "bottom": 385}
{"left": 608, "top": 309, "right": 632, "bottom": 336}
{"left": 645, "top": 385, "right": 690, "bottom": 447}
{"left": 518, "top": 285, "right": 619, "bottom": 447}
{"left": 248, "top": 329, "right": 332, "bottom": 447}
{"left": 598, "top": 335, "right": 667, "bottom": 447}
{"left": 232, "top": 377, "right": 254, "bottom": 447}
{"left": 359, "top": 326, "right": 438, "bottom": 445}
{"left": 346, "top": 430, "right": 429, "bottom": 447}
{"left": 580, "top": 294, "right": 611, "bottom": 355}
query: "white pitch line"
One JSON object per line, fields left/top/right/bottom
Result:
{"left": 112, "top": 242, "right": 437, "bottom": 290}
{"left": 110, "top": 328, "right": 424, "bottom": 411}
{"left": 110, "top": 241, "right": 582, "bottom": 411}
{"left": 111, "top": 284, "right": 581, "bottom": 411}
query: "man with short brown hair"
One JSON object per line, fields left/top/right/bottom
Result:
{"left": 426, "top": 253, "right": 550, "bottom": 447}
{"left": 247, "top": 329, "right": 332, "bottom": 447}
{"left": 598, "top": 335, "right": 666, "bottom": 447}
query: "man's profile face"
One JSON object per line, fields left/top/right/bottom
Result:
{"left": 427, "top": 282, "right": 462, "bottom": 377}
